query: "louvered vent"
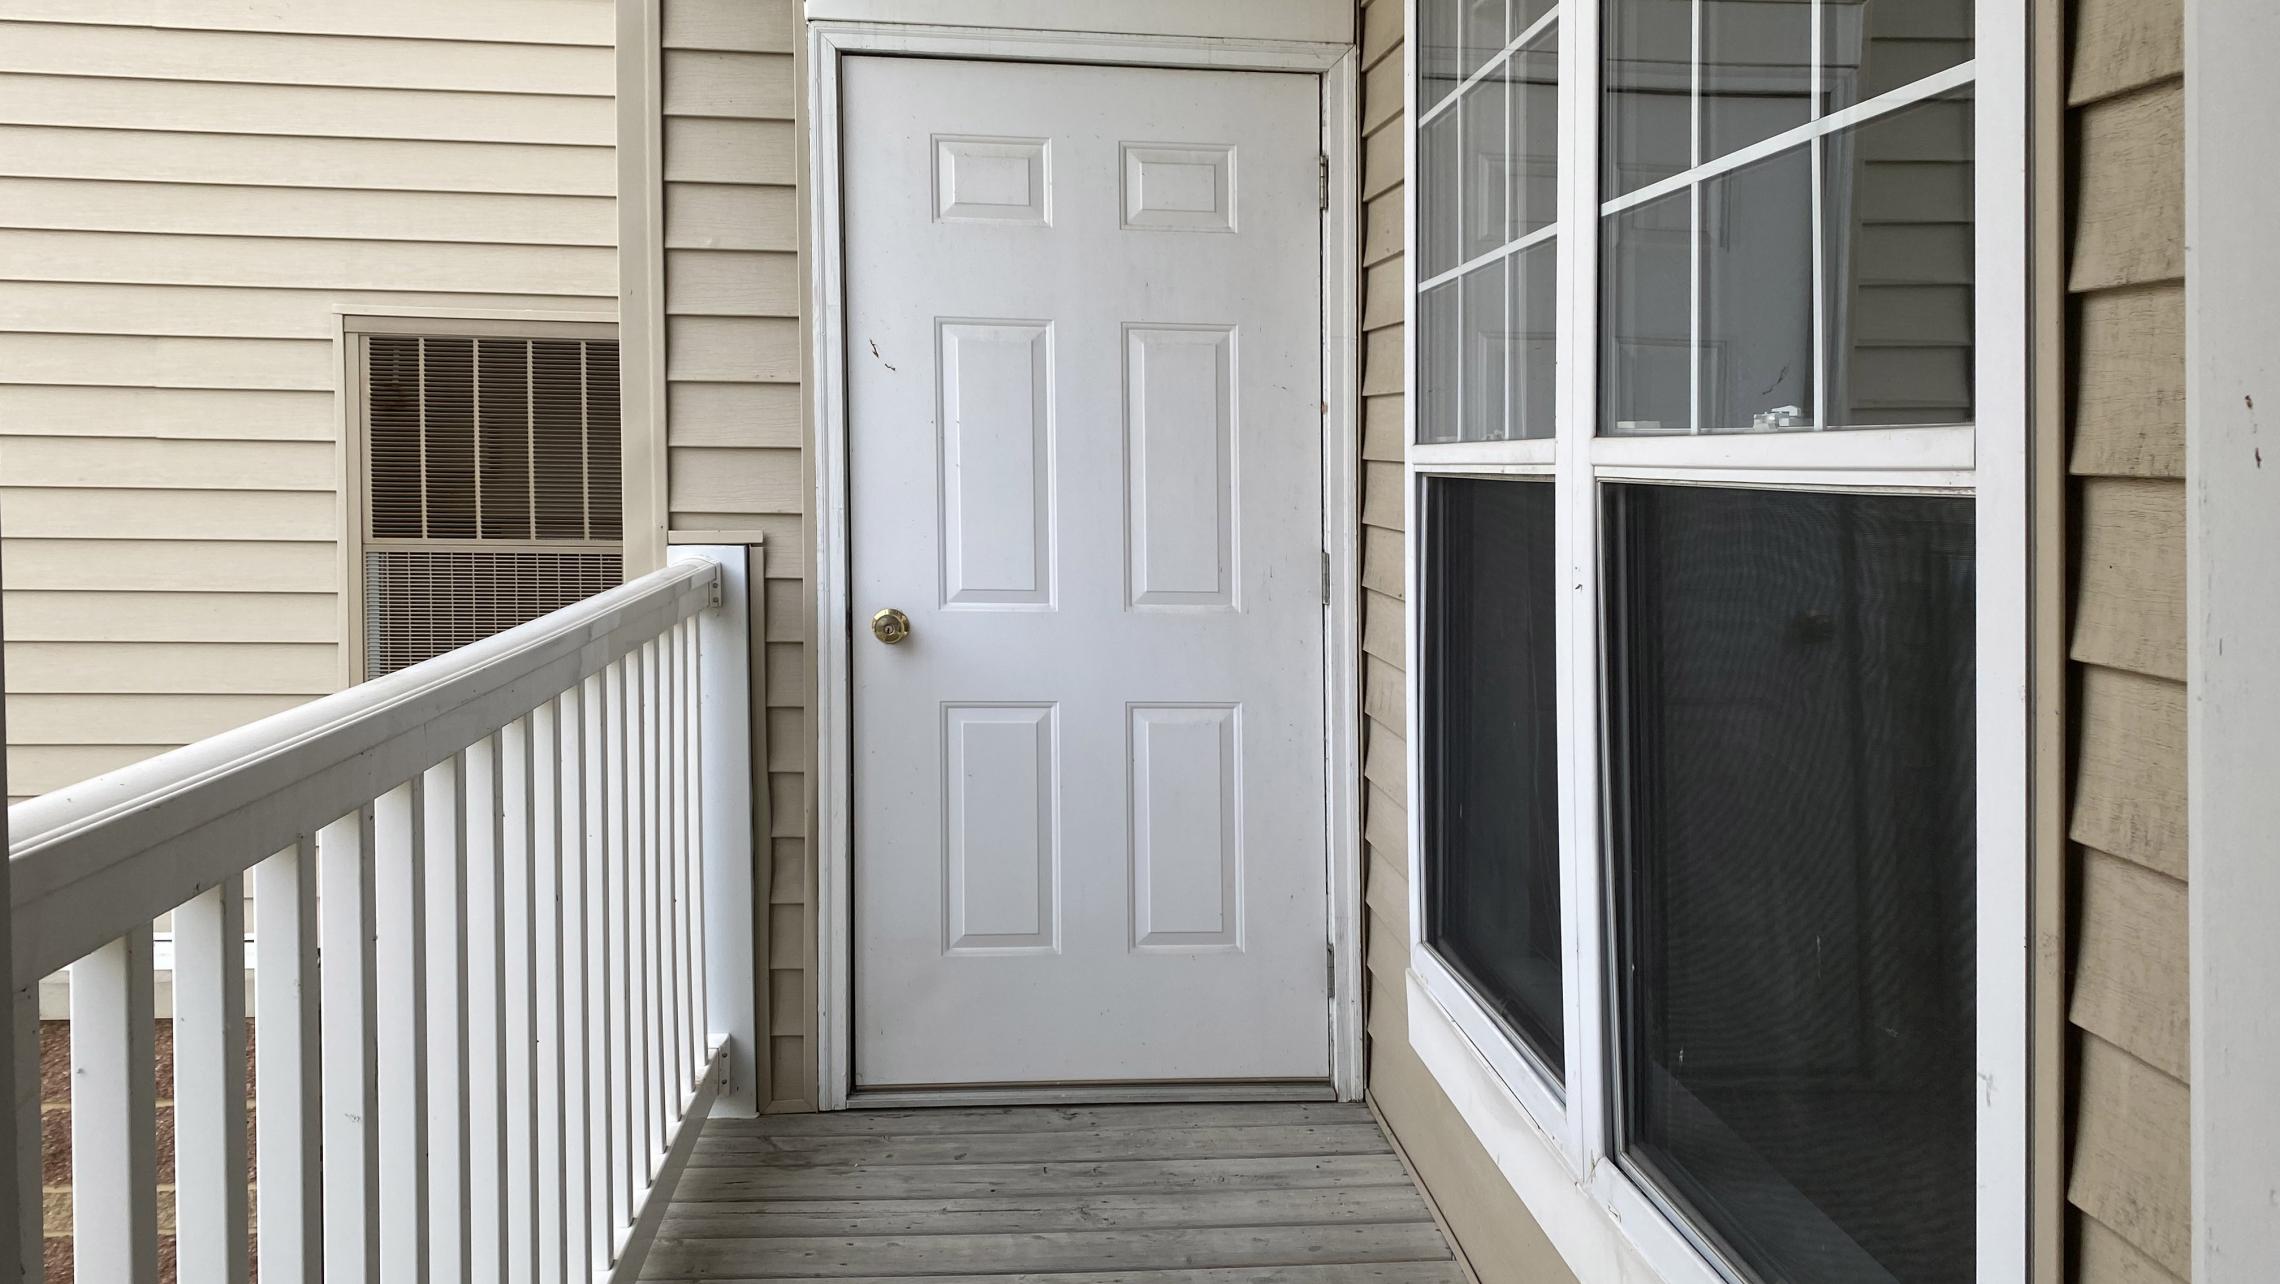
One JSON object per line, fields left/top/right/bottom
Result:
{"left": 362, "top": 332, "right": 623, "bottom": 677}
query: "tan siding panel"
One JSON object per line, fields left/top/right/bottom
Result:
{"left": 0, "top": 177, "right": 614, "bottom": 247}
{"left": 2076, "top": 1213, "right": 2189, "bottom": 1284}
{"left": 6, "top": 743, "right": 158, "bottom": 797}
{"left": 662, "top": 0, "right": 798, "bottom": 53}
{"left": 664, "top": 249, "right": 798, "bottom": 316}
{"left": 0, "top": 123, "right": 614, "bottom": 195}
{"left": 1, "top": 539, "right": 337, "bottom": 592}
{"left": 4, "top": 641, "right": 336, "bottom": 694}
{"left": 2069, "top": 847, "right": 2189, "bottom": 1082}
{"left": 2072, "top": 283, "right": 2185, "bottom": 478}
{"left": 665, "top": 317, "right": 800, "bottom": 383}
{"left": 0, "top": 283, "right": 606, "bottom": 343}
{"left": 0, "top": 384, "right": 331, "bottom": 438}
{"left": 0, "top": 436, "right": 334, "bottom": 491}
{"left": 5, "top": 692, "right": 309, "bottom": 744}
{"left": 1363, "top": 120, "right": 1401, "bottom": 201}
{"left": 1362, "top": 328, "right": 1402, "bottom": 396}
{"left": 0, "top": 0, "right": 614, "bottom": 45}
{"left": 1362, "top": 588, "right": 1405, "bottom": 668}
{"left": 1363, "top": 257, "right": 1404, "bottom": 332}
{"left": 1363, "top": 394, "right": 1403, "bottom": 461}
{"left": 2068, "top": 0, "right": 2183, "bottom": 106}
{"left": 660, "top": 50, "right": 793, "bottom": 121}
{"left": 667, "top": 446, "right": 800, "bottom": 515}
{"left": 1363, "top": 655, "right": 1404, "bottom": 734}
{"left": 0, "top": 73, "right": 612, "bottom": 145}
{"left": 3, "top": 591, "right": 336, "bottom": 642}
{"left": 2071, "top": 478, "right": 2185, "bottom": 681}
{"left": 2069, "top": 1034, "right": 2191, "bottom": 1278}
{"left": 667, "top": 382, "right": 802, "bottom": 449}
{"left": 2071, "top": 665, "right": 2188, "bottom": 880}
{"left": 1364, "top": 188, "right": 1403, "bottom": 267}
{"left": 664, "top": 183, "right": 798, "bottom": 251}
{"left": 0, "top": 335, "right": 332, "bottom": 393}
{"left": 2070, "top": 85, "right": 2184, "bottom": 292}
{"left": 0, "top": 488, "right": 333, "bottom": 540}
{"left": 0, "top": 229, "right": 614, "bottom": 296}
{"left": 1364, "top": 726, "right": 1406, "bottom": 802}
{"left": 663, "top": 118, "right": 795, "bottom": 186}
{"left": 1362, "top": 525, "right": 1403, "bottom": 598}
{"left": 0, "top": 20, "right": 613, "bottom": 95}
{"left": 1361, "top": 43, "right": 1403, "bottom": 137}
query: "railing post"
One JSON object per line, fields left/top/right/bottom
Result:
{"left": 672, "top": 545, "right": 758, "bottom": 1117}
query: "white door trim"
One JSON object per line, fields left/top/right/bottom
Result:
{"left": 806, "top": 21, "right": 1363, "bottom": 1110}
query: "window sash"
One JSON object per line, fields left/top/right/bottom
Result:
{"left": 1400, "top": 0, "right": 2032, "bottom": 1280}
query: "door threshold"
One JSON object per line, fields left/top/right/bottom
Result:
{"left": 845, "top": 1080, "right": 1339, "bottom": 1109}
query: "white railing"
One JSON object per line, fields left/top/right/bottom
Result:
{"left": 1, "top": 546, "right": 758, "bottom": 1283}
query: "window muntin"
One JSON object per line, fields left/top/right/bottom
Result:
{"left": 1605, "top": 483, "right": 1978, "bottom": 1283}
{"left": 1418, "top": 7, "right": 1560, "bottom": 443}
{"left": 1423, "top": 477, "right": 1565, "bottom": 1076}
{"left": 1599, "top": 0, "right": 1977, "bottom": 436}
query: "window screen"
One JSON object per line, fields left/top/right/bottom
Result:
{"left": 360, "top": 332, "right": 623, "bottom": 677}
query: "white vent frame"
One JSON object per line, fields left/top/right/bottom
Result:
{"left": 337, "top": 310, "right": 624, "bottom": 684}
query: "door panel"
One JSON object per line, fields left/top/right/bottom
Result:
{"left": 845, "top": 56, "right": 1328, "bottom": 1088}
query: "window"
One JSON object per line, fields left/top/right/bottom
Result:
{"left": 1406, "top": 0, "right": 2026, "bottom": 1279}
{"left": 348, "top": 318, "right": 624, "bottom": 679}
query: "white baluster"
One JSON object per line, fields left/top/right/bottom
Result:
{"left": 70, "top": 927, "right": 159, "bottom": 1283}
{"left": 425, "top": 756, "right": 472, "bottom": 1284}
{"left": 374, "top": 779, "right": 430, "bottom": 1283}
{"left": 582, "top": 670, "right": 616, "bottom": 1271}
{"left": 317, "top": 807, "right": 380, "bottom": 1283}
{"left": 254, "top": 840, "right": 322, "bottom": 1283}
{"left": 465, "top": 736, "right": 508, "bottom": 1280}
{"left": 502, "top": 718, "right": 537, "bottom": 1284}
{"left": 173, "top": 875, "right": 249, "bottom": 1284}
{"left": 533, "top": 698, "right": 566, "bottom": 1284}
{"left": 558, "top": 687, "right": 594, "bottom": 1284}
{"left": 642, "top": 638, "right": 666, "bottom": 1161}
{"left": 604, "top": 658, "right": 634, "bottom": 1256}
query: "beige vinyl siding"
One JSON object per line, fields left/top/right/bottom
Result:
{"left": 656, "top": 0, "right": 812, "bottom": 1114}
{"left": 0, "top": 3, "right": 617, "bottom": 802}
{"left": 2063, "top": 0, "right": 2191, "bottom": 1277}
{"left": 1356, "top": 3, "right": 1574, "bottom": 1279}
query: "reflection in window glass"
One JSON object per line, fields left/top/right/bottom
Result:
{"left": 1606, "top": 483, "right": 1976, "bottom": 1284}
{"left": 1462, "top": 263, "right": 1510, "bottom": 441}
{"left": 1420, "top": 0, "right": 1465, "bottom": 112}
{"left": 1824, "top": 0, "right": 1974, "bottom": 112}
{"left": 1602, "top": 189, "right": 1693, "bottom": 434}
{"left": 1826, "top": 93, "right": 1975, "bottom": 428}
{"left": 1463, "top": 76, "right": 1510, "bottom": 263}
{"left": 1426, "top": 477, "right": 1563, "bottom": 1076}
{"left": 1420, "top": 282, "right": 1462, "bottom": 443}
{"left": 1509, "top": 33, "right": 1560, "bottom": 238}
{"left": 1603, "top": 0, "right": 1692, "bottom": 198}
{"left": 1421, "top": 110, "right": 1462, "bottom": 280}
{"left": 1509, "top": 240, "right": 1556, "bottom": 439}
{"left": 1702, "top": 146, "right": 1813, "bottom": 432}
{"left": 1465, "top": 0, "right": 1509, "bottom": 81}
{"left": 1701, "top": 0, "right": 1813, "bottom": 163}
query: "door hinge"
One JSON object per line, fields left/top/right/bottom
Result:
{"left": 1321, "top": 550, "right": 1332, "bottom": 606}
{"left": 1318, "top": 154, "right": 1330, "bottom": 210}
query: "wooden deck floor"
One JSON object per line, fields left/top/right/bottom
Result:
{"left": 642, "top": 1101, "right": 1464, "bottom": 1281}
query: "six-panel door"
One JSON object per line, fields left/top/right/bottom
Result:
{"left": 844, "top": 56, "right": 1331, "bottom": 1087}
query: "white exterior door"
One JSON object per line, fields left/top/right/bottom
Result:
{"left": 843, "top": 55, "right": 1329, "bottom": 1089}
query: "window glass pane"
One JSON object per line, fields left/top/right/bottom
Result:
{"left": 1425, "top": 477, "right": 1563, "bottom": 1075}
{"left": 1701, "top": 0, "right": 1813, "bottom": 164}
{"left": 1605, "top": 483, "right": 1976, "bottom": 1284}
{"left": 1420, "top": 281, "right": 1462, "bottom": 443}
{"left": 1509, "top": 240, "right": 1556, "bottom": 439}
{"left": 1463, "top": 76, "right": 1510, "bottom": 263}
{"left": 1603, "top": 0, "right": 1691, "bottom": 198}
{"left": 1465, "top": 0, "right": 1509, "bottom": 78}
{"left": 1824, "top": 0, "right": 1974, "bottom": 112}
{"left": 1421, "top": 109, "right": 1462, "bottom": 280}
{"left": 1421, "top": 0, "right": 1466, "bottom": 113}
{"left": 1463, "top": 263, "right": 1510, "bottom": 440}
{"left": 1701, "top": 145, "right": 1813, "bottom": 432}
{"left": 1602, "top": 188, "right": 1693, "bottom": 434}
{"left": 1826, "top": 93, "right": 1975, "bottom": 428}
{"left": 1509, "top": 31, "right": 1560, "bottom": 239}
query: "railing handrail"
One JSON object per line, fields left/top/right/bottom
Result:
{"left": 7, "top": 558, "right": 719, "bottom": 982}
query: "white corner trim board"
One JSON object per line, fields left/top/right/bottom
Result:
{"left": 800, "top": 0, "right": 1354, "bottom": 45}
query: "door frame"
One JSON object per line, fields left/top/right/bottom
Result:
{"left": 806, "top": 21, "right": 1364, "bottom": 1109}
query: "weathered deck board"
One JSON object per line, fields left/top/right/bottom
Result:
{"left": 643, "top": 1104, "right": 1461, "bottom": 1282}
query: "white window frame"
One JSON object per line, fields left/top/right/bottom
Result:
{"left": 1399, "top": 1, "right": 2032, "bottom": 1281}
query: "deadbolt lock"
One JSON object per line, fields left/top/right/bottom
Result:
{"left": 870, "top": 607, "right": 912, "bottom": 645}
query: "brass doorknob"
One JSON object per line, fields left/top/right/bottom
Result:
{"left": 870, "top": 607, "right": 912, "bottom": 645}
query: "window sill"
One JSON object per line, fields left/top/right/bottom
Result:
{"left": 1405, "top": 967, "right": 1728, "bottom": 1284}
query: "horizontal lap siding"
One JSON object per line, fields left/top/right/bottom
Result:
{"left": 0, "top": 4, "right": 616, "bottom": 804}
{"left": 2064, "top": 0, "right": 2191, "bottom": 1277}
{"left": 1356, "top": 4, "right": 1572, "bottom": 1280}
{"left": 658, "top": 0, "right": 811, "bottom": 1113}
